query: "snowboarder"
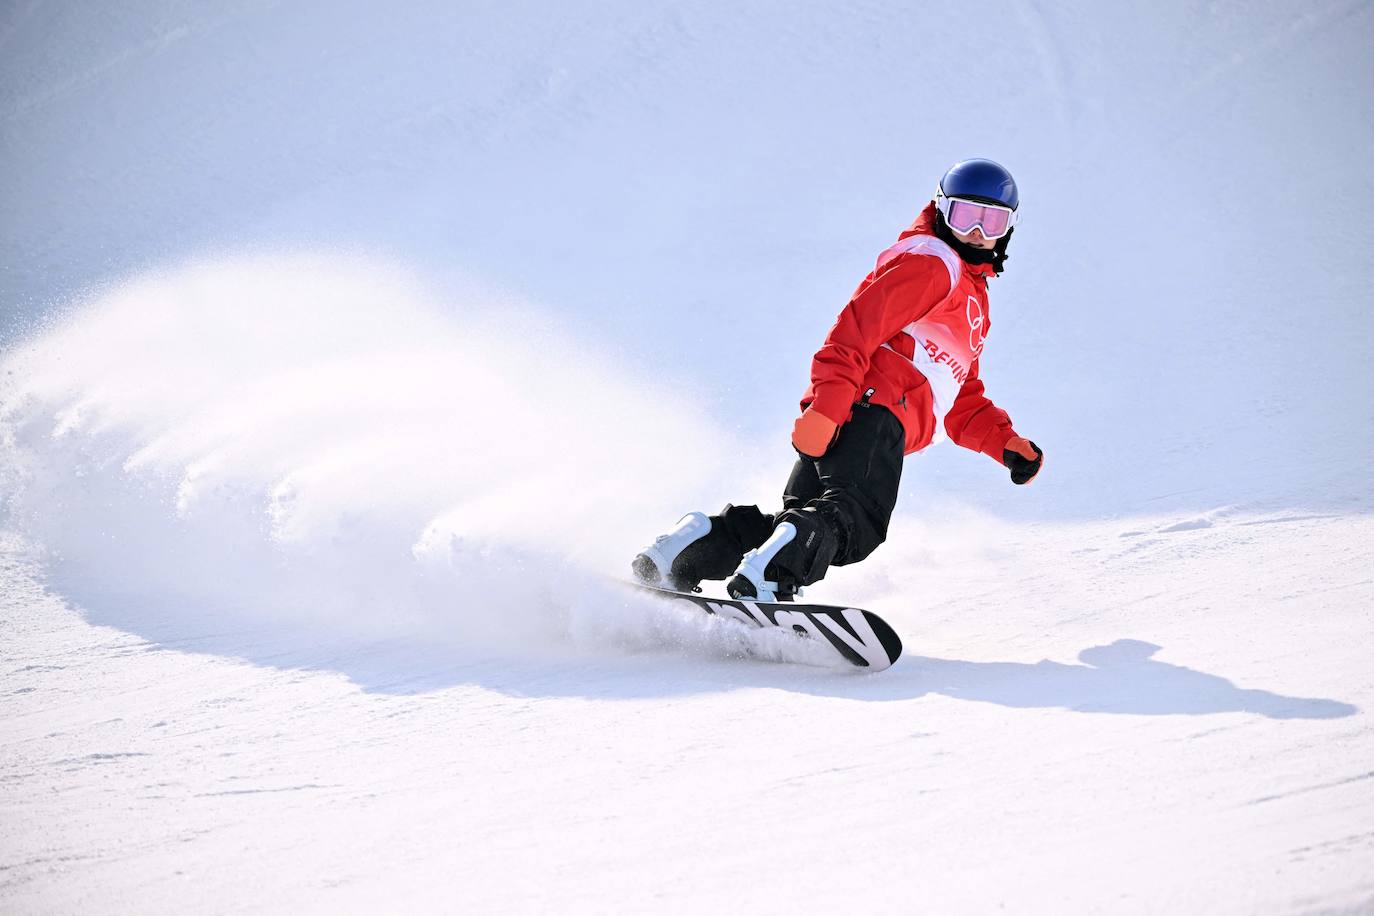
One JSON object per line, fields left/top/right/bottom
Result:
{"left": 633, "top": 158, "right": 1043, "bottom": 602}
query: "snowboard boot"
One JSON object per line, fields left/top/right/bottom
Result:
{"left": 726, "top": 507, "right": 838, "bottom": 603}
{"left": 726, "top": 522, "right": 798, "bottom": 603}
{"left": 632, "top": 512, "right": 713, "bottom": 592}
{"left": 634, "top": 505, "right": 776, "bottom": 593}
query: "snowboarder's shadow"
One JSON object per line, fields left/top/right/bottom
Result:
{"left": 216, "top": 633, "right": 1357, "bottom": 720}
{"left": 359, "top": 635, "right": 1356, "bottom": 719}
{"left": 815, "top": 637, "right": 1357, "bottom": 719}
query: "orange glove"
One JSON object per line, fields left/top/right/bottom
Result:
{"left": 1002, "top": 436, "right": 1043, "bottom": 485}
{"left": 792, "top": 408, "right": 839, "bottom": 458}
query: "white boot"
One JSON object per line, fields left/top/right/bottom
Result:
{"left": 726, "top": 522, "right": 797, "bottom": 602}
{"left": 632, "top": 512, "right": 712, "bottom": 591}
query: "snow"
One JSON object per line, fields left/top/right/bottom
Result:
{"left": 3, "top": 0, "right": 1374, "bottom": 912}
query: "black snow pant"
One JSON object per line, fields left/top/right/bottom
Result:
{"left": 672, "top": 402, "right": 905, "bottom": 593}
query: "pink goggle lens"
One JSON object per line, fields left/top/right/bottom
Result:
{"left": 946, "top": 198, "right": 1012, "bottom": 238}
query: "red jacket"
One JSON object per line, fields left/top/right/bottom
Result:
{"left": 801, "top": 203, "right": 1017, "bottom": 460}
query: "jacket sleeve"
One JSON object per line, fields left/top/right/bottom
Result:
{"left": 808, "top": 257, "right": 951, "bottom": 424}
{"left": 944, "top": 356, "right": 1016, "bottom": 462}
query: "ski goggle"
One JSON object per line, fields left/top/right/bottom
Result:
{"left": 936, "top": 193, "right": 1018, "bottom": 240}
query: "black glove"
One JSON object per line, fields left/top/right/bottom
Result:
{"left": 1002, "top": 437, "right": 1043, "bottom": 485}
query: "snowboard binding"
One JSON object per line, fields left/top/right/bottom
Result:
{"left": 631, "top": 511, "right": 713, "bottom": 593}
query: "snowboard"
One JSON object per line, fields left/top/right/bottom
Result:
{"left": 629, "top": 581, "right": 903, "bottom": 671}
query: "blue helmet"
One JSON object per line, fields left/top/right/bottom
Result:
{"left": 938, "top": 158, "right": 1019, "bottom": 210}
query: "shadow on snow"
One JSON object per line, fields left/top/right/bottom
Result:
{"left": 129, "top": 619, "right": 1357, "bottom": 720}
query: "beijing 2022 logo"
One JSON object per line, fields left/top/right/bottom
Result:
{"left": 967, "top": 296, "right": 987, "bottom": 355}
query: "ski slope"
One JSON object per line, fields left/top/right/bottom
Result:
{"left": 3, "top": 1, "right": 1374, "bottom": 912}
